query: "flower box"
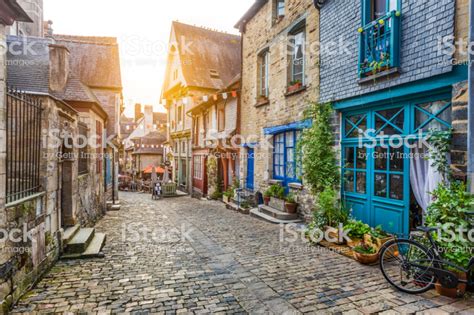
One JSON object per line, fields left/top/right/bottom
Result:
{"left": 268, "top": 197, "right": 286, "bottom": 212}
{"left": 287, "top": 82, "right": 303, "bottom": 94}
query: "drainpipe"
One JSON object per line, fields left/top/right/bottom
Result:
{"left": 469, "top": 0, "right": 474, "bottom": 193}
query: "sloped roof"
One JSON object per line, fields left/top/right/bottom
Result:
{"left": 234, "top": 0, "right": 268, "bottom": 30}
{"left": 6, "top": 36, "right": 51, "bottom": 94}
{"left": 165, "top": 22, "right": 241, "bottom": 92}
{"left": 53, "top": 34, "right": 122, "bottom": 89}
{"left": 0, "top": 0, "right": 33, "bottom": 25}
{"left": 52, "top": 72, "right": 101, "bottom": 103}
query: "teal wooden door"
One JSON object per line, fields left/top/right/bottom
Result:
{"left": 342, "top": 105, "right": 409, "bottom": 235}
{"left": 341, "top": 92, "right": 453, "bottom": 236}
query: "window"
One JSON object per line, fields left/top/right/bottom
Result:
{"left": 359, "top": 0, "right": 401, "bottom": 77}
{"left": 289, "top": 23, "right": 305, "bottom": 86}
{"left": 274, "top": 0, "right": 285, "bottom": 19}
{"left": 273, "top": 130, "right": 301, "bottom": 185}
{"left": 78, "top": 123, "right": 89, "bottom": 175}
{"left": 258, "top": 50, "right": 270, "bottom": 97}
{"left": 193, "top": 155, "right": 203, "bottom": 179}
{"left": 217, "top": 105, "right": 225, "bottom": 132}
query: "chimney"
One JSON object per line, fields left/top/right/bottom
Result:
{"left": 144, "top": 105, "right": 153, "bottom": 131}
{"left": 49, "top": 44, "right": 69, "bottom": 92}
{"left": 134, "top": 103, "right": 143, "bottom": 122}
{"left": 44, "top": 20, "right": 53, "bottom": 37}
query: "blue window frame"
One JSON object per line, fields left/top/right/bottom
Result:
{"left": 273, "top": 130, "right": 301, "bottom": 186}
{"left": 359, "top": 0, "right": 401, "bottom": 77}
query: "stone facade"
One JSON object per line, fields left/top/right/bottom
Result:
{"left": 0, "top": 24, "right": 6, "bottom": 224}
{"left": 238, "top": 0, "right": 320, "bottom": 220}
{"left": 75, "top": 111, "right": 107, "bottom": 227}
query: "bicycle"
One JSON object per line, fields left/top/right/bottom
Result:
{"left": 379, "top": 211, "right": 474, "bottom": 295}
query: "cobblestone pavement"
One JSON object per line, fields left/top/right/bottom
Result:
{"left": 12, "top": 193, "right": 474, "bottom": 314}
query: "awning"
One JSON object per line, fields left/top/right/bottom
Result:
{"left": 263, "top": 119, "right": 312, "bottom": 135}
{"left": 142, "top": 166, "right": 165, "bottom": 174}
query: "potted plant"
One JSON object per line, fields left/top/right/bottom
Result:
{"left": 263, "top": 188, "right": 272, "bottom": 205}
{"left": 425, "top": 181, "right": 474, "bottom": 298}
{"left": 287, "top": 80, "right": 302, "bottom": 93}
{"left": 239, "top": 201, "right": 251, "bottom": 214}
{"left": 344, "top": 219, "right": 371, "bottom": 248}
{"left": 364, "top": 225, "right": 393, "bottom": 250}
{"left": 285, "top": 193, "right": 297, "bottom": 214}
{"left": 223, "top": 187, "right": 233, "bottom": 203}
{"left": 318, "top": 188, "right": 349, "bottom": 245}
{"left": 352, "top": 242, "right": 379, "bottom": 265}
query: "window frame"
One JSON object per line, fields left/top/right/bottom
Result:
{"left": 273, "top": 130, "right": 302, "bottom": 185}
{"left": 258, "top": 49, "right": 270, "bottom": 98}
{"left": 288, "top": 21, "right": 306, "bottom": 86}
{"left": 273, "top": 0, "right": 286, "bottom": 21}
{"left": 193, "top": 155, "right": 203, "bottom": 180}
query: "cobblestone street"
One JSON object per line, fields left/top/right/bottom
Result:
{"left": 12, "top": 193, "right": 474, "bottom": 314}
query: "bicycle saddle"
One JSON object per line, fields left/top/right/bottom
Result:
{"left": 416, "top": 226, "right": 439, "bottom": 233}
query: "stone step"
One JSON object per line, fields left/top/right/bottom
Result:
{"left": 258, "top": 205, "right": 299, "bottom": 220}
{"left": 62, "top": 224, "right": 80, "bottom": 243}
{"left": 250, "top": 208, "right": 302, "bottom": 224}
{"left": 66, "top": 228, "right": 95, "bottom": 254}
{"left": 109, "top": 204, "right": 121, "bottom": 211}
{"left": 62, "top": 233, "right": 106, "bottom": 260}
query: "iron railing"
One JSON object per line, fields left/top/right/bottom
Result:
{"left": 6, "top": 88, "right": 43, "bottom": 204}
{"left": 358, "top": 10, "right": 401, "bottom": 77}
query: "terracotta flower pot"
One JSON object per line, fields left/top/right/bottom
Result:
{"left": 263, "top": 196, "right": 271, "bottom": 205}
{"left": 435, "top": 272, "right": 467, "bottom": 298}
{"left": 285, "top": 202, "right": 297, "bottom": 214}
{"left": 364, "top": 234, "right": 393, "bottom": 250}
{"left": 353, "top": 251, "right": 379, "bottom": 265}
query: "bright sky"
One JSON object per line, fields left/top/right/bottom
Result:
{"left": 44, "top": 0, "right": 254, "bottom": 117}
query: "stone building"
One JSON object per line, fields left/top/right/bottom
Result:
{"left": 6, "top": 0, "right": 43, "bottom": 37}
{"left": 0, "top": 0, "right": 31, "bottom": 310}
{"left": 235, "top": 0, "right": 320, "bottom": 220}
{"left": 162, "top": 22, "right": 241, "bottom": 194}
{"left": 188, "top": 76, "right": 241, "bottom": 198}
{"left": 53, "top": 34, "right": 123, "bottom": 205}
{"left": 121, "top": 104, "right": 167, "bottom": 176}
{"left": 317, "top": 0, "right": 470, "bottom": 235}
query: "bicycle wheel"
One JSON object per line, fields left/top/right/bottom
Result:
{"left": 379, "top": 239, "right": 436, "bottom": 294}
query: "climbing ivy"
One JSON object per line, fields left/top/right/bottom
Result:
{"left": 297, "top": 102, "right": 339, "bottom": 195}
{"left": 426, "top": 128, "right": 453, "bottom": 182}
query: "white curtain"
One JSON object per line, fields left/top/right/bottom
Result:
{"left": 409, "top": 145, "right": 444, "bottom": 220}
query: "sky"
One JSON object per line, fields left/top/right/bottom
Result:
{"left": 44, "top": 0, "right": 254, "bottom": 117}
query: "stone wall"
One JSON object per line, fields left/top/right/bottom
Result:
{"left": 451, "top": 81, "right": 469, "bottom": 175}
{"left": 319, "top": 0, "right": 457, "bottom": 103}
{"left": 75, "top": 112, "right": 106, "bottom": 227}
{"left": 0, "top": 95, "right": 79, "bottom": 312}
{"left": 239, "top": 0, "right": 319, "bottom": 219}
